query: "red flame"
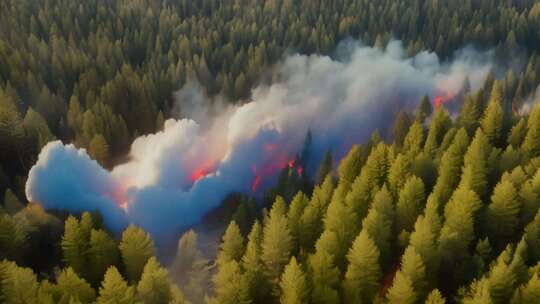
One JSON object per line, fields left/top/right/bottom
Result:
{"left": 190, "top": 161, "right": 217, "bottom": 182}
{"left": 433, "top": 91, "right": 455, "bottom": 108}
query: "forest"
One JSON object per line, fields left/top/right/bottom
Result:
{"left": 3, "top": 0, "right": 540, "bottom": 303}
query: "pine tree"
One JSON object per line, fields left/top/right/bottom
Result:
{"left": 361, "top": 186, "right": 394, "bottom": 266}
{"left": 308, "top": 247, "right": 340, "bottom": 304}
{"left": 242, "top": 221, "right": 267, "bottom": 303}
{"left": 426, "top": 289, "right": 446, "bottom": 304}
{"left": 89, "top": 134, "right": 109, "bottom": 166}
{"left": 97, "top": 266, "right": 136, "bottom": 304}
{"left": 87, "top": 229, "right": 119, "bottom": 286}
{"left": 459, "top": 94, "right": 481, "bottom": 135}
{"left": 262, "top": 198, "right": 292, "bottom": 294}
{"left": 61, "top": 216, "right": 88, "bottom": 278}
{"left": 403, "top": 121, "right": 425, "bottom": 155}
{"left": 287, "top": 191, "right": 308, "bottom": 254}
{"left": 323, "top": 195, "right": 358, "bottom": 268}
{"left": 0, "top": 261, "right": 40, "bottom": 304}
{"left": 212, "top": 260, "right": 250, "bottom": 304}
{"left": 279, "top": 257, "right": 309, "bottom": 304}
{"left": 416, "top": 95, "right": 433, "bottom": 123}
{"left": 342, "top": 230, "right": 381, "bottom": 304}
{"left": 336, "top": 145, "right": 362, "bottom": 196}
{"left": 424, "top": 107, "right": 451, "bottom": 155}
{"left": 487, "top": 179, "right": 520, "bottom": 245}
{"left": 488, "top": 253, "right": 517, "bottom": 304}
{"left": 508, "top": 118, "right": 527, "bottom": 148}
{"left": 439, "top": 185, "right": 482, "bottom": 262}
{"left": 386, "top": 271, "right": 417, "bottom": 304}
{"left": 393, "top": 111, "right": 412, "bottom": 147}
{"left": 461, "top": 128, "right": 491, "bottom": 198}
{"left": 401, "top": 246, "right": 427, "bottom": 300}
{"left": 481, "top": 81, "right": 504, "bottom": 147}
{"left": 431, "top": 128, "right": 470, "bottom": 204}
{"left": 218, "top": 221, "right": 244, "bottom": 265}
{"left": 137, "top": 257, "right": 175, "bottom": 304}
{"left": 55, "top": 268, "right": 96, "bottom": 304}
{"left": 396, "top": 176, "right": 425, "bottom": 233}
{"left": 387, "top": 153, "right": 411, "bottom": 197}
{"left": 511, "top": 273, "right": 540, "bottom": 304}
{"left": 316, "top": 151, "right": 333, "bottom": 185}
{"left": 119, "top": 225, "right": 155, "bottom": 283}
{"left": 523, "top": 103, "right": 540, "bottom": 157}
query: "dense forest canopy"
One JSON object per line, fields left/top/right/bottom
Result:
{"left": 3, "top": 0, "right": 540, "bottom": 303}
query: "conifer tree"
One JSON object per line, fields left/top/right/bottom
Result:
{"left": 137, "top": 257, "right": 176, "bottom": 304}
{"left": 388, "top": 153, "right": 411, "bottom": 196}
{"left": 299, "top": 176, "right": 334, "bottom": 252}
{"left": 0, "top": 261, "right": 40, "bottom": 304}
{"left": 424, "top": 107, "right": 451, "bottom": 155}
{"left": 511, "top": 273, "right": 540, "bottom": 304}
{"left": 97, "top": 266, "right": 136, "bottom": 304}
{"left": 242, "top": 221, "right": 267, "bottom": 303}
{"left": 212, "top": 260, "right": 250, "bottom": 304}
{"left": 386, "top": 271, "right": 417, "bottom": 304}
{"left": 508, "top": 118, "right": 527, "bottom": 148}
{"left": 488, "top": 253, "right": 517, "bottom": 304}
{"left": 523, "top": 103, "right": 540, "bottom": 157}
{"left": 87, "top": 229, "right": 119, "bottom": 286}
{"left": 401, "top": 246, "right": 427, "bottom": 300}
{"left": 335, "top": 145, "right": 362, "bottom": 197}
{"left": 487, "top": 179, "right": 520, "bottom": 245}
{"left": 55, "top": 268, "right": 96, "bottom": 304}
{"left": 416, "top": 95, "right": 433, "bottom": 123}
{"left": 279, "top": 257, "right": 309, "bottom": 304}
{"left": 316, "top": 151, "right": 333, "bottom": 185}
{"left": 481, "top": 81, "right": 505, "bottom": 147}
{"left": 361, "top": 186, "right": 394, "bottom": 266}
{"left": 461, "top": 128, "right": 491, "bottom": 198}
{"left": 403, "top": 121, "right": 425, "bottom": 155}
{"left": 426, "top": 289, "right": 446, "bottom": 304}
{"left": 459, "top": 94, "right": 481, "bottom": 135}
{"left": 323, "top": 195, "right": 358, "bottom": 268}
{"left": 342, "top": 230, "right": 381, "bottom": 304}
{"left": 308, "top": 245, "right": 340, "bottom": 304}
{"left": 393, "top": 111, "right": 412, "bottom": 147}
{"left": 119, "top": 225, "right": 155, "bottom": 283}
{"left": 262, "top": 198, "right": 292, "bottom": 294}
{"left": 396, "top": 176, "right": 425, "bottom": 233}
{"left": 218, "top": 221, "right": 244, "bottom": 265}
{"left": 61, "top": 216, "right": 88, "bottom": 278}
{"left": 287, "top": 191, "right": 308, "bottom": 254}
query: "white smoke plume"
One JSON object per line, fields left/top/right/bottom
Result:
{"left": 25, "top": 40, "right": 492, "bottom": 242}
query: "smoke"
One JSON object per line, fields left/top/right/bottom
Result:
{"left": 25, "top": 40, "right": 492, "bottom": 242}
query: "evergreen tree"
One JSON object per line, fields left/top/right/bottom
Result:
{"left": 403, "top": 121, "right": 425, "bottom": 155}
{"left": 262, "top": 198, "right": 292, "bottom": 294}
{"left": 119, "top": 225, "right": 155, "bottom": 283}
{"left": 218, "top": 221, "right": 244, "bottom": 265}
{"left": 393, "top": 111, "right": 412, "bottom": 147}
{"left": 212, "top": 260, "right": 250, "bottom": 304}
{"left": 287, "top": 191, "right": 309, "bottom": 254}
{"left": 342, "top": 230, "right": 381, "bottom": 304}
{"left": 396, "top": 176, "right": 425, "bottom": 233}
{"left": 416, "top": 95, "right": 433, "bottom": 123}
{"left": 386, "top": 271, "right": 417, "bottom": 304}
{"left": 97, "top": 266, "right": 136, "bottom": 304}
{"left": 87, "top": 229, "right": 119, "bottom": 286}
{"left": 425, "top": 289, "right": 446, "bottom": 304}
{"left": 61, "top": 216, "right": 88, "bottom": 278}
{"left": 89, "top": 134, "right": 109, "bottom": 166}
{"left": 242, "top": 221, "right": 267, "bottom": 303}
{"left": 481, "top": 81, "right": 505, "bottom": 147}
{"left": 316, "top": 151, "right": 333, "bottom": 185}
{"left": 487, "top": 179, "right": 521, "bottom": 245}
{"left": 137, "top": 257, "right": 176, "bottom": 304}
{"left": 308, "top": 248, "right": 340, "bottom": 304}
{"left": 55, "top": 268, "right": 96, "bottom": 304}
{"left": 279, "top": 257, "right": 309, "bottom": 304}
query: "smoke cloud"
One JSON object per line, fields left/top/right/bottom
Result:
{"left": 26, "top": 40, "right": 492, "bottom": 242}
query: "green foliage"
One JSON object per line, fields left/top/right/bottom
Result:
{"left": 279, "top": 257, "right": 309, "bottom": 304}
{"left": 137, "top": 257, "right": 176, "bottom": 304}
{"left": 262, "top": 198, "right": 292, "bottom": 294}
{"left": 96, "top": 266, "right": 135, "bottom": 304}
{"left": 218, "top": 221, "right": 244, "bottom": 265}
{"left": 343, "top": 230, "right": 381, "bottom": 304}
{"left": 396, "top": 176, "right": 425, "bottom": 233}
{"left": 119, "top": 225, "right": 155, "bottom": 283}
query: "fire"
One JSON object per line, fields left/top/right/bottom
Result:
{"left": 189, "top": 160, "right": 218, "bottom": 182}
{"left": 433, "top": 91, "right": 455, "bottom": 108}
{"left": 250, "top": 153, "right": 304, "bottom": 193}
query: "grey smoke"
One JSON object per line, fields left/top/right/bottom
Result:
{"left": 25, "top": 40, "right": 492, "bottom": 243}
